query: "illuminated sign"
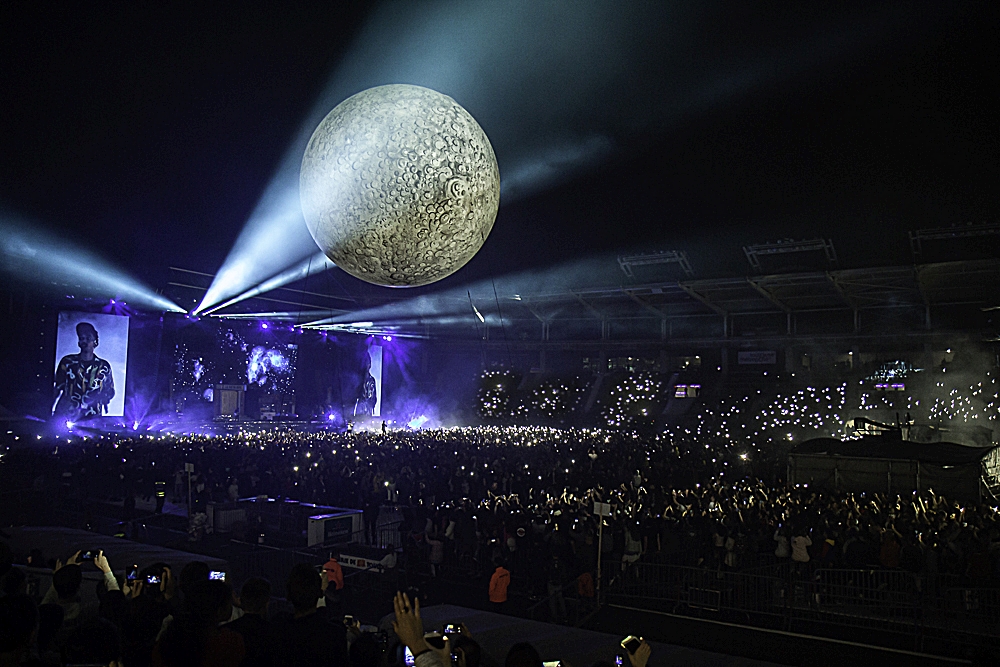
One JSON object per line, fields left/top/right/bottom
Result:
{"left": 873, "top": 383, "right": 905, "bottom": 391}
{"left": 674, "top": 384, "right": 701, "bottom": 398}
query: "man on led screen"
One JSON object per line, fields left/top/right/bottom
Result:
{"left": 53, "top": 321, "right": 115, "bottom": 420}
{"left": 353, "top": 353, "right": 378, "bottom": 417}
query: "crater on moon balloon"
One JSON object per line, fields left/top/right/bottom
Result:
{"left": 300, "top": 84, "right": 500, "bottom": 287}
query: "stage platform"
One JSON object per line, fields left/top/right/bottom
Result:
{"left": 411, "top": 604, "right": 781, "bottom": 667}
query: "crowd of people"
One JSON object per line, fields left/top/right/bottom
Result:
{"left": 2, "top": 402, "right": 1000, "bottom": 665}
{"left": 0, "top": 542, "right": 652, "bottom": 667}
{"left": 3, "top": 422, "right": 999, "bottom": 589}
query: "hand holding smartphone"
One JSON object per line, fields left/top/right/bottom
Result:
{"left": 621, "top": 636, "right": 642, "bottom": 655}
{"left": 620, "top": 636, "right": 650, "bottom": 667}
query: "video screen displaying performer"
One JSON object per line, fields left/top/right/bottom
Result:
{"left": 53, "top": 312, "right": 129, "bottom": 420}
{"left": 353, "top": 344, "right": 382, "bottom": 418}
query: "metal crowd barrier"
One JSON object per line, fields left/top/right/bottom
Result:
{"left": 604, "top": 560, "right": 1000, "bottom": 654}
{"left": 224, "top": 542, "right": 324, "bottom": 590}
{"left": 341, "top": 565, "right": 398, "bottom": 603}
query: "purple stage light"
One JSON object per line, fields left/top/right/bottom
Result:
{"left": 261, "top": 322, "right": 269, "bottom": 329}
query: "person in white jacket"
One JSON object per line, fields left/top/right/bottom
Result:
{"left": 791, "top": 532, "right": 812, "bottom": 563}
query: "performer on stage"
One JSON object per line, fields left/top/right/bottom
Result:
{"left": 53, "top": 321, "right": 115, "bottom": 420}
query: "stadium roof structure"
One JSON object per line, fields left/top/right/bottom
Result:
{"left": 460, "top": 259, "right": 1000, "bottom": 348}
{"left": 171, "top": 258, "right": 1000, "bottom": 348}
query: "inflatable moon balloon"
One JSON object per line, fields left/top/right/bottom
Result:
{"left": 300, "top": 84, "right": 500, "bottom": 287}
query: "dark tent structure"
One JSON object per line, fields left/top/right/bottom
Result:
{"left": 788, "top": 433, "right": 1000, "bottom": 503}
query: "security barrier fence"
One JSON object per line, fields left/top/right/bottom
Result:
{"left": 603, "top": 560, "right": 1000, "bottom": 655}
{"left": 224, "top": 542, "right": 323, "bottom": 590}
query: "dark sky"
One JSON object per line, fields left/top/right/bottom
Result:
{"left": 2, "top": 1, "right": 997, "bottom": 296}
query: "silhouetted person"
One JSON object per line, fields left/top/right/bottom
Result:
{"left": 267, "top": 564, "right": 348, "bottom": 667}
{"left": 227, "top": 577, "right": 271, "bottom": 667}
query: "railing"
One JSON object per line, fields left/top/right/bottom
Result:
{"left": 367, "top": 522, "right": 405, "bottom": 550}
{"left": 604, "top": 560, "right": 1000, "bottom": 655}
{"left": 342, "top": 564, "right": 398, "bottom": 602}
{"left": 606, "top": 561, "right": 786, "bottom": 620}
{"left": 223, "top": 541, "right": 324, "bottom": 589}
{"left": 527, "top": 577, "right": 590, "bottom": 625}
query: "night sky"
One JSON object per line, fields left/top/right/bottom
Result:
{"left": 2, "top": 1, "right": 998, "bottom": 296}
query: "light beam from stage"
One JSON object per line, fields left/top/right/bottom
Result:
{"left": 0, "top": 214, "right": 186, "bottom": 313}
{"left": 195, "top": 1, "right": 934, "bottom": 315}
{"left": 299, "top": 254, "right": 612, "bottom": 333}
{"left": 200, "top": 251, "right": 338, "bottom": 315}
{"left": 210, "top": 310, "right": 345, "bottom": 322}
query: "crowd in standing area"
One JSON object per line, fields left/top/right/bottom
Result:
{"left": 4, "top": 425, "right": 999, "bottom": 591}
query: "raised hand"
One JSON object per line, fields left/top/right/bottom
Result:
{"left": 392, "top": 591, "right": 428, "bottom": 654}
{"left": 94, "top": 550, "right": 111, "bottom": 574}
{"left": 627, "top": 641, "right": 651, "bottom": 667}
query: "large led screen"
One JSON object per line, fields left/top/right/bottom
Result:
{"left": 53, "top": 312, "right": 129, "bottom": 418}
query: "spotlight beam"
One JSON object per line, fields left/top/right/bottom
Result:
{"left": 0, "top": 214, "right": 185, "bottom": 313}
{"left": 199, "top": 252, "right": 336, "bottom": 315}
{"left": 210, "top": 309, "right": 347, "bottom": 322}
{"left": 304, "top": 255, "right": 611, "bottom": 330}
{"left": 199, "top": 2, "right": 911, "bottom": 315}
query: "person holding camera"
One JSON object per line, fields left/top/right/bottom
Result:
{"left": 41, "top": 549, "right": 120, "bottom": 626}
